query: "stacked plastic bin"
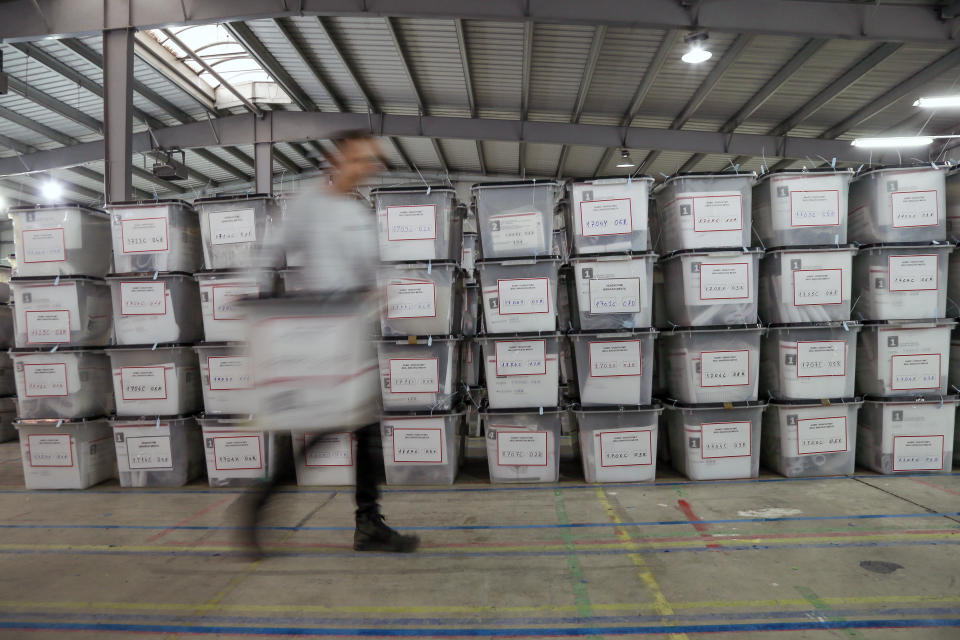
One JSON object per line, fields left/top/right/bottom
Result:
{"left": 8, "top": 204, "right": 116, "bottom": 489}
{"left": 848, "top": 166, "right": 957, "bottom": 474}
{"left": 472, "top": 180, "right": 565, "bottom": 483}
{"left": 652, "top": 172, "right": 767, "bottom": 481}
{"left": 373, "top": 185, "right": 464, "bottom": 486}
{"left": 564, "top": 176, "right": 662, "bottom": 483}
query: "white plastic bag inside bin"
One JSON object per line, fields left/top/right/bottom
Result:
{"left": 479, "top": 334, "right": 561, "bottom": 409}
{"left": 196, "top": 269, "right": 277, "bottom": 342}
{"left": 664, "top": 400, "right": 766, "bottom": 481}
{"left": 472, "top": 181, "right": 560, "bottom": 259}
{"left": 11, "top": 348, "right": 114, "bottom": 420}
{"left": 477, "top": 258, "right": 560, "bottom": 334}
{"left": 652, "top": 173, "right": 756, "bottom": 253}
{"left": 760, "top": 322, "right": 860, "bottom": 400}
{"left": 758, "top": 246, "right": 856, "bottom": 324}
{"left": 111, "top": 416, "right": 204, "bottom": 488}
{"left": 573, "top": 404, "right": 662, "bottom": 483}
{"left": 291, "top": 431, "right": 357, "bottom": 486}
{"left": 11, "top": 277, "right": 113, "bottom": 348}
{"left": 9, "top": 205, "right": 112, "bottom": 277}
{"left": 569, "top": 253, "right": 655, "bottom": 330}
{"left": 107, "top": 273, "right": 203, "bottom": 345}
{"left": 482, "top": 409, "right": 562, "bottom": 483}
{"left": 852, "top": 243, "right": 953, "bottom": 321}
{"left": 856, "top": 320, "right": 954, "bottom": 396}
{"left": 848, "top": 166, "right": 946, "bottom": 244}
{"left": 662, "top": 325, "right": 762, "bottom": 404}
{"left": 856, "top": 396, "right": 957, "bottom": 474}
{"left": 657, "top": 248, "right": 762, "bottom": 327}
{"left": 568, "top": 330, "right": 657, "bottom": 406}
{"left": 568, "top": 176, "right": 654, "bottom": 254}
{"left": 16, "top": 418, "right": 115, "bottom": 489}
{"left": 751, "top": 170, "right": 853, "bottom": 247}
{"left": 195, "top": 343, "right": 254, "bottom": 415}
{"left": 107, "top": 200, "right": 203, "bottom": 273}
{"left": 761, "top": 399, "right": 861, "bottom": 478}
{"left": 373, "top": 186, "right": 459, "bottom": 261}
{"left": 381, "top": 412, "right": 462, "bottom": 485}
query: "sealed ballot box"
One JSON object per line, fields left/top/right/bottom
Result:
{"left": 107, "top": 272, "right": 203, "bottom": 345}
{"left": 656, "top": 248, "right": 762, "bottom": 327}
{"left": 856, "top": 396, "right": 956, "bottom": 475}
{"left": 569, "top": 252, "right": 656, "bottom": 330}
{"left": 848, "top": 165, "right": 946, "bottom": 244}
{"left": 196, "top": 269, "right": 278, "bottom": 342}
{"left": 664, "top": 399, "right": 766, "bottom": 481}
{"left": 760, "top": 322, "right": 859, "bottom": 399}
{"left": 477, "top": 257, "right": 561, "bottom": 334}
{"left": 194, "top": 343, "right": 253, "bottom": 415}
{"left": 105, "top": 345, "right": 202, "bottom": 417}
{"left": 573, "top": 404, "right": 662, "bottom": 483}
{"left": 856, "top": 320, "right": 954, "bottom": 396}
{"left": 16, "top": 418, "right": 115, "bottom": 489}
{"left": 652, "top": 172, "right": 756, "bottom": 253}
{"left": 372, "top": 185, "right": 460, "bottom": 262}
{"left": 762, "top": 398, "right": 861, "bottom": 478}
{"left": 378, "top": 261, "right": 460, "bottom": 337}
{"left": 478, "top": 333, "right": 561, "bottom": 409}
{"left": 758, "top": 245, "right": 856, "bottom": 324}
{"left": 852, "top": 242, "right": 953, "bottom": 321}
{"left": 195, "top": 194, "right": 281, "bottom": 270}
{"left": 111, "top": 415, "right": 204, "bottom": 487}
{"left": 377, "top": 336, "right": 459, "bottom": 412}
{"left": 11, "top": 276, "right": 112, "bottom": 348}
{"left": 568, "top": 330, "right": 656, "bottom": 406}
{"left": 752, "top": 169, "right": 854, "bottom": 247}
{"left": 106, "top": 199, "right": 203, "bottom": 273}
{"left": 567, "top": 176, "right": 655, "bottom": 254}
{"left": 9, "top": 204, "right": 112, "bottom": 277}
{"left": 481, "top": 408, "right": 563, "bottom": 483}
{"left": 472, "top": 180, "right": 561, "bottom": 259}
{"left": 381, "top": 410, "right": 463, "bottom": 485}
{"left": 661, "top": 325, "right": 762, "bottom": 404}
{"left": 292, "top": 432, "right": 357, "bottom": 486}
{"left": 199, "top": 416, "right": 286, "bottom": 487}
{"left": 10, "top": 348, "right": 114, "bottom": 420}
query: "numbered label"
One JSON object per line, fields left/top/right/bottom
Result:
{"left": 793, "top": 269, "right": 842, "bottom": 306}
{"left": 126, "top": 436, "right": 173, "bottom": 470}
{"left": 392, "top": 427, "right": 444, "bottom": 463}
{"left": 388, "top": 358, "right": 439, "bottom": 393}
{"left": 386, "top": 282, "right": 436, "bottom": 318}
{"left": 699, "top": 262, "right": 750, "bottom": 300}
{"left": 386, "top": 205, "right": 437, "bottom": 241}
{"left": 599, "top": 429, "right": 652, "bottom": 467}
{"left": 208, "top": 356, "right": 252, "bottom": 391}
{"left": 700, "top": 421, "right": 751, "bottom": 459}
{"left": 121, "top": 282, "right": 167, "bottom": 316}
{"left": 890, "top": 354, "right": 940, "bottom": 391}
{"left": 580, "top": 199, "right": 632, "bottom": 236}
{"left": 893, "top": 435, "right": 944, "bottom": 471}
{"left": 121, "top": 218, "right": 168, "bottom": 253}
{"left": 691, "top": 195, "right": 743, "bottom": 232}
{"left": 489, "top": 212, "right": 544, "bottom": 252}
{"left": 797, "top": 416, "right": 847, "bottom": 455}
{"left": 213, "top": 435, "right": 263, "bottom": 470}
{"left": 21, "top": 228, "right": 65, "bottom": 263}
{"left": 700, "top": 350, "right": 749, "bottom": 388}
{"left": 24, "top": 363, "right": 68, "bottom": 397}
{"left": 588, "top": 278, "right": 640, "bottom": 314}
{"left": 211, "top": 284, "right": 259, "bottom": 320}
{"left": 589, "top": 340, "right": 642, "bottom": 377}
{"left": 120, "top": 366, "right": 168, "bottom": 400}
{"left": 28, "top": 434, "right": 73, "bottom": 467}
{"left": 796, "top": 341, "right": 845, "bottom": 377}
{"left": 305, "top": 433, "right": 354, "bottom": 467}
{"left": 891, "top": 191, "right": 938, "bottom": 228}
{"left": 495, "top": 340, "right": 546, "bottom": 376}
{"left": 888, "top": 255, "right": 938, "bottom": 292}
{"left": 209, "top": 209, "right": 256, "bottom": 245}
{"left": 790, "top": 190, "right": 840, "bottom": 227}
{"left": 497, "top": 278, "right": 549, "bottom": 315}
{"left": 25, "top": 310, "right": 71, "bottom": 344}
{"left": 496, "top": 431, "right": 548, "bottom": 466}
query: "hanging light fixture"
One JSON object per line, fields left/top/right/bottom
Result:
{"left": 41, "top": 180, "right": 62, "bottom": 201}
{"left": 682, "top": 32, "right": 712, "bottom": 64}
{"left": 615, "top": 148, "right": 636, "bottom": 168}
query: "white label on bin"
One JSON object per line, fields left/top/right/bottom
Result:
{"left": 797, "top": 341, "right": 846, "bottom": 377}
{"left": 208, "top": 356, "right": 252, "bottom": 390}
{"left": 790, "top": 190, "right": 841, "bottom": 227}
{"left": 890, "top": 354, "right": 941, "bottom": 391}
{"left": 699, "top": 262, "right": 750, "bottom": 300}
{"left": 392, "top": 426, "right": 444, "bottom": 463}
{"left": 120, "top": 366, "right": 168, "bottom": 400}
{"left": 496, "top": 430, "right": 548, "bottom": 466}
{"left": 579, "top": 199, "right": 632, "bottom": 236}
{"left": 121, "top": 218, "right": 168, "bottom": 253}
{"left": 599, "top": 429, "right": 653, "bottom": 467}
{"left": 497, "top": 278, "right": 549, "bottom": 315}
{"left": 495, "top": 340, "right": 546, "bottom": 376}
{"left": 120, "top": 282, "right": 167, "bottom": 316}
{"left": 386, "top": 282, "right": 436, "bottom": 318}
{"left": 793, "top": 269, "right": 843, "bottom": 306}
{"left": 209, "top": 209, "right": 256, "bottom": 245}
{"left": 386, "top": 205, "right": 437, "bottom": 241}
{"left": 21, "top": 228, "right": 65, "bottom": 263}
{"left": 589, "top": 340, "right": 641, "bottom": 377}
{"left": 691, "top": 194, "right": 743, "bottom": 232}
{"left": 213, "top": 435, "right": 262, "bottom": 470}
{"left": 27, "top": 434, "right": 73, "bottom": 467}
{"left": 304, "top": 433, "right": 353, "bottom": 467}
{"left": 212, "top": 284, "right": 259, "bottom": 320}
{"left": 126, "top": 435, "right": 173, "bottom": 469}
{"left": 891, "top": 190, "right": 938, "bottom": 228}
{"left": 489, "top": 212, "right": 544, "bottom": 253}
{"left": 699, "top": 350, "right": 749, "bottom": 387}
{"left": 888, "top": 254, "right": 938, "bottom": 292}
{"left": 700, "top": 421, "right": 751, "bottom": 459}
{"left": 25, "top": 310, "right": 71, "bottom": 344}
{"left": 797, "top": 416, "right": 848, "bottom": 455}
{"left": 388, "top": 358, "right": 439, "bottom": 393}
{"left": 893, "top": 435, "right": 944, "bottom": 471}
{"left": 588, "top": 278, "right": 640, "bottom": 314}
{"left": 24, "top": 363, "right": 68, "bottom": 397}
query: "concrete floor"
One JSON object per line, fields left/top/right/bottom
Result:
{"left": 0, "top": 438, "right": 958, "bottom": 639}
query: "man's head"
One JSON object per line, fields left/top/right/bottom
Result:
{"left": 327, "top": 129, "right": 385, "bottom": 194}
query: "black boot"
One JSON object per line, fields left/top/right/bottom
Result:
{"left": 353, "top": 512, "right": 420, "bottom": 553}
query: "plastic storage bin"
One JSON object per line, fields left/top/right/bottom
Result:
{"left": 106, "top": 200, "right": 203, "bottom": 273}
{"left": 568, "top": 330, "right": 656, "bottom": 406}
{"left": 198, "top": 416, "right": 281, "bottom": 487}
{"left": 848, "top": 166, "right": 946, "bottom": 243}
{"left": 377, "top": 337, "right": 459, "bottom": 411}
{"left": 292, "top": 432, "right": 357, "bottom": 485}
{"left": 16, "top": 418, "right": 114, "bottom": 489}
{"left": 194, "top": 343, "right": 252, "bottom": 415}
{"left": 105, "top": 345, "right": 201, "bottom": 417}
{"left": 856, "top": 320, "right": 954, "bottom": 396}
{"left": 379, "top": 261, "right": 460, "bottom": 337}
{"left": 10, "top": 348, "right": 113, "bottom": 419}
{"left": 759, "top": 245, "right": 856, "bottom": 323}
{"left": 111, "top": 416, "right": 204, "bottom": 487}
{"left": 568, "top": 176, "right": 654, "bottom": 254}
{"left": 482, "top": 408, "right": 562, "bottom": 483}
{"left": 107, "top": 272, "right": 203, "bottom": 345}
{"left": 477, "top": 258, "right": 560, "bottom": 333}
{"left": 752, "top": 169, "right": 854, "bottom": 247}
{"left": 574, "top": 404, "right": 662, "bottom": 482}
{"left": 195, "top": 194, "right": 280, "bottom": 269}
{"left": 569, "top": 252, "right": 656, "bottom": 330}
{"left": 852, "top": 243, "right": 953, "bottom": 320}
{"left": 662, "top": 325, "right": 762, "bottom": 403}
{"left": 664, "top": 400, "right": 766, "bottom": 480}
{"left": 472, "top": 181, "right": 560, "bottom": 258}
{"left": 761, "top": 322, "right": 860, "bottom": 399}
{"left": 372, "top": 186, "right": 459, "bottom": 262}
{"left": 857, "top": 396, "right": 956, "bottom": 474}
{"left": 381, "top": 410, "right": 463, "bottom": 485}
{"left": 478, "top": 333, "right": 561, "bottom": 409}
{"left": 196, "top": 269, "right": 277, "bottom": 342}
{"left": 762, "top": 398, "right": 861, "bottom": 477}
{"left": 0, "top": 303, "right": 13, "bottom": 348}
{"left": 11, "top": 277, "right": 112, "bottom": 348}
{"left": 652, "top": 172, "right": 756, "bottom": 253}
{"left": 657, "top": 248, "right": 762, "bottom": 327}
{"left": 9, "top": 204, "right": 112, "bottom": 277}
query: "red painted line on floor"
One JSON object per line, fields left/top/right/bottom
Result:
{"left": 676, "top": 499, "right": 721, "bottom": 550}
{"left": 911, "top": 478, "right": 960, "bottom": 497}
{"left": 146, "top": 496, "right": 235, "bottom": 543}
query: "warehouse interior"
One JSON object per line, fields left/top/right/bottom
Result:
{"left": 0, "top": 1, "right": 960, "bottom": 638}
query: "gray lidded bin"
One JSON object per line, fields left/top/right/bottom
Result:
{"left": 761, "top": 321, "right": 860, "bottom": 400}
{"left": 658, "top": 248, "right": 762, "bottom": 327}
{"left": 652, "top": 172, "right": 756, "bottom": 253}
{"left": 194, "top": 343, "right": 253, "bottom": 416}
{"left": 199, "top": 416, "right": 286, "bottom": 487}
{"left": 852, "top": 242, "right": 953, "bottom": 321}
{"left": 759, "top": 245, "right": 856, "bottom": 324}
{"left": 107, "top": 272, "right": 203, "bottom": 345}
{"left": 106, "top": 199, "right": 203, "bottom": 273}
{"left": 111, "top": 415, "right": 204, "bottom": 487}
{"left": 478, "top": 333, "right": 561, "bottom": 409}
{"left": 856, "top": 319, "right": 954, "bottom": 396}
{"left": 378, "top": 261, "right": 460, "bottom": 337}
{"left": 568, "top": 329, "right": 656, "bottom": 406}
{"left": 752, "top": 169, "right": 853, "bottom": 247}
{"left": 569, "top": 252, "right": 656, "bottom": 330}
{"left": 573, "top": 404, "right": 662, "bottom": 483}
{"left": 381, "top": 410, "right": 463, "bottom": 485}
{"left": 196, "top": 269, "right": 277, "bottom": 342}
{"left": 372, "top": 185, "right": 459, "bottom": 262}
{"left": 9, "top": 204, "right": 112, "bottom": 277}
{"left": 664, "top": 400, "right": 766, "bottom": 481}
{"left": 17, "top": 418, "right": 114, "bottom": 489}
{"left": 106, "top": 345, "right": 201, "bottom": 417}
{"left": 477, "top": 257, "right": 560, "bottom": 334}
{"left": 377, "top": 336, "right": 459, "bottom": 412}
{"left": 568, "top": 176, "right": 654, "bottom": 255}
{"left": 11, "top": 348, "right": 114, "bottom": 420}
{"left": 661, "top": 325, "right": 762, "bottom": 403}
{"left": 11, "top": 277, "right": 112, "bottom": 348}
{"left": 762, "top": 398, "right": 861, "bottom": 478}
{"left": 472, "top": 180, "right": 560, "bottom": 259}
{"left": 482, "top": 408, "right": 562, "bottom": 483}
{"left": 0, "top": 396, "right": 16, "bottom": 442}
{"left": 195, "top": 194, "right": 281, "bottom": 269}
{"left": 848, "top": 166, "right": 946, "bottom": 244}
{"left": 857, "top": 396, "right": 956, "bottom": 475}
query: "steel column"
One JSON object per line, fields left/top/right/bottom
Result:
{"left": 102, "top": 9, "right": 134, "bottom": 203}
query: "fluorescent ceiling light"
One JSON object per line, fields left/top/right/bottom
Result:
{"left": 850, "top": 136, "right": 934, "bottom": 149}
{"left": 615, "top": 149, "right": 636, "bottom": 168}
{"left": 913, "top": 95, "right": 960, "bottom": 108}
{"left": 41, "top": 180, "right": 62, "bottom": 201}
{"left": 682, "top": 46, "right": 712, "bottom": 64}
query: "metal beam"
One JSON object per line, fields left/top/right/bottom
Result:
{"left": 103, "top": 9, "right": 135, "bottom": 203}
{"left": 5, "top": 75, "right": 103, "bottom": 134}
{"left": 519, "top": 21, "right": 533, "bottom": 176}
{"left": 556, "top": 25, "right": 605, "bottom": 178}
{"left": 226, "top": 21, "right": 316, "bottom": 113}
{"left": 133, "top": 32, "right": 218, "bottom": 116}
{"left": 454, "top": 18, "right": 485, "bottom": 175}
{"left": 272, "top": 17, "right": 346, "bottom": 111}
